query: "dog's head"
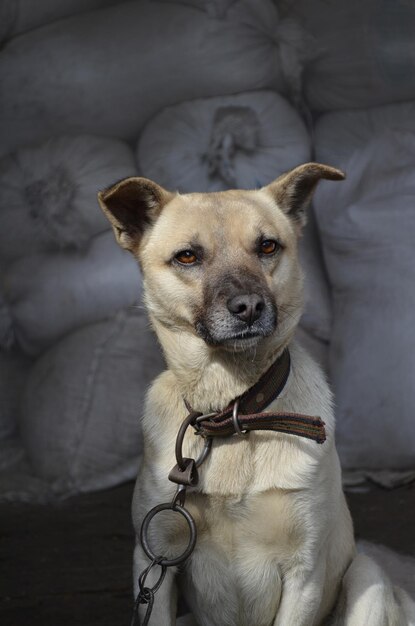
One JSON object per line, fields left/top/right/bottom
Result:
{"left": 98, "top": 164, "right": 343, "bottom": 355}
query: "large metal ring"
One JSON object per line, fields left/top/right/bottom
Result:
{"left": 140, "top": 502, "right": 197, "bottom": 567}
{"left": 232, "top": 400, "right": 248, "bottom": 437}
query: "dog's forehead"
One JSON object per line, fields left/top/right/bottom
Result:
{"left": 153, "top": 188, "right": 293, "bottom": 242}
{"left": 172, "top": 188, "right": 273, "bottom": 220}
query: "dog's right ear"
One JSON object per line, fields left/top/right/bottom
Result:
{"left": 98, "top": 177, "right": 174, "bottom": 252}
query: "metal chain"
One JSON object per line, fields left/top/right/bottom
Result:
{"left": 131, "top": 410, "right": 214, "bottom": 625}
{"left": 131, "top": 588, "right": 153, "bottom": 626}
{"left": 131, "top": 556, "right": 167, "bottom": 626}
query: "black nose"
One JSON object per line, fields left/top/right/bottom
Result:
{"left": 227, "top": 294, "right": 265, "bottom": 325}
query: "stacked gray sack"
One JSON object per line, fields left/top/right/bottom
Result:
{"left": 0, "top": 0, "right": 315, "bottom": 501}
{"left": 279, "top": 0, "right": 415, "bottom": 487}
{"left": 0, "top": 134, "right": 153, "bottom": 501}
{"left": 0, "top": 0, "right": 126, "bottom": 43}
{"left": 0, "top": 0, "right": 310, "bottom": 155}
{"left": 313, "top": 104, "right": 415, "bottom": 487}
{"left": 280, "top": 0, "right": 415, "bottom": 112}
{"left": 1, "top": 0, "right": 414, "bottom": 501}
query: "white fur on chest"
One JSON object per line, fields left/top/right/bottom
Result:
{"left": 182, "top": 476, "right": 337, "bottom": 626}
{"left": 184, "top": 489, "right": 297, "bottom": 626}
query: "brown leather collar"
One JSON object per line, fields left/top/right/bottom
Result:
{"left": 186, "top": 349, "right": 326, "bottom": 445}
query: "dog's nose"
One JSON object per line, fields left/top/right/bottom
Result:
{"left": 227, "top": 294, "right": 265, "bottom": 325}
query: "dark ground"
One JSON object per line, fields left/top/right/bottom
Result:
{"left": 1, "top": 481, "right": 414, "bottom": 626}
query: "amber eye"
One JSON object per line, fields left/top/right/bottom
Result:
{"left": 174, "top": 250, "right": 198, "bottom": 265}
{"left": 260, "top": 239, "right": 278, "bottom": 255}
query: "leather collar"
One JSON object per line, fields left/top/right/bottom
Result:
{"left": 186, "top": 349, "right": 326, "bottom": 445}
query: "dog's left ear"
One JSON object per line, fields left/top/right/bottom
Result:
{"left": 98, "top": 176, "right": 174, "bottom": 252}
{"left": 264, "top": 162, "right": 345, "bottom": 230}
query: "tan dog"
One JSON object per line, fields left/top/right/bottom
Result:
{"left": 99, "top": 165, "right": 414, "bottom": 626}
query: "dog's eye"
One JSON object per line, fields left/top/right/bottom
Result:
{"left": 174, "top": 250, "right": 198, "bottom": 265}
{"left": 260, "top": 239, "right": 279, "bottom": 255}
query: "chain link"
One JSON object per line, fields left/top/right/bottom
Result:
{"left": 131, "top": 556, "right": 167, "bottom": 626}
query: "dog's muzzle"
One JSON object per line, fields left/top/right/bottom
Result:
{"left": 196, "top": 292, "right": 277, "bottom": 348}
{"left": 195, "top": 270, "right": 278, "bottom": 349}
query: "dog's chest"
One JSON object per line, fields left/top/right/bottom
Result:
{"left": 176, "top": 433, "right": 318, "bottom": 624}
{"left": 188, "top": 487, "right": 303, "bottom": 559}
{"left": 185, "top": 427, "right": 319, "bottom": 495}
{"left": 180, "top": 488, "right": 305, "bottom": 626}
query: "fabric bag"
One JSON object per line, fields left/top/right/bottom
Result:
{"left": 137, "top": 90, "right": 311, "bottom": 192}
{"left": 0, "top": 134, "right": 137, "bottom": 262}
{"left": 2, "top": 231, "right": 142, "bottom": 355}
{"left": 0, "top": 0, "right": 123, "bottom": 43}
{"left": 20, "top": 308, "right": 164, "bottom": 496}
{"left": 0, "top": 348, "right": 31, "bottom": 471}
{"left": 314, "top": 129, "right": 415, "bottom": 470}
{"left": 0, "top": 0, "right": 302, "bottom": 153}
{"left": 281, "top": 0, "right": 415, "bottom": 111}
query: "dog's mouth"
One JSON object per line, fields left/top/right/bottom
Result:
{"left": 195, "top": 315, "right": 276, "bottom": 352}
{"left": 221, "top": 333, "right": 263, "bottom": 352}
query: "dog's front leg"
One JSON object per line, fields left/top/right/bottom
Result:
{"left": 273, "top": 561, "right": 326, "bottom": 626}
{"left": 133, "top": 540, "right": 178, "bottom": 626}
{"left": 328, "top": 554, "right": 412, "bottom": 626}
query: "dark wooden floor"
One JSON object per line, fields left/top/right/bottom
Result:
{"left": 0, "top": 484, "right": 134, "bottom": 626}
{"left": 1, "top": 481, "right": 414, "bottom": 626}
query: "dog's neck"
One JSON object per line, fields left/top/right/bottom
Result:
{"left": 153, "top": 322, "right": 293, "bottom": 414}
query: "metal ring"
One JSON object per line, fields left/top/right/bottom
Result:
{"left": 195, "top": 436, "right": 212, "bottom": 467}
{"left": 140, "top": 502, "right": 197, "bottom": 567}
{"left": 175, "top": 412, "right": 200, "bottom": 471}
{"left": 194, "top": 412, "right": 217, "bottom": 423}
{"left": 176, "top": 412, "right": 213, "bottom": 471}
{"left": 232, "top": 400, "right": 248, "bottom": 437}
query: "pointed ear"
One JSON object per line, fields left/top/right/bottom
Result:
{"left": 263, "top": 163, "right": 345, "bottom": 230}
{"left": 97, "top": 177, "right": 174, "bottom": 252}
